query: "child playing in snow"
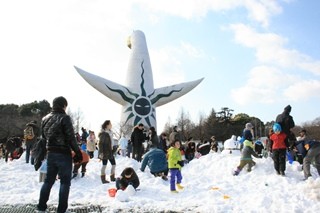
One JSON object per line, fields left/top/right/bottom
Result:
{"left": 269, "top": 123, "right": 288, "bottom": 176}
{"left": 71, "top": 149, "right": 90, "bottom": 178}
{"left": 233, "top": 130, "right": 261, "bottom": 176}
{"left": 167, "top": 140, "right": 184, "bottom": 193}
{"left": 115, "top": 167, "right": 140, "bottom": 190}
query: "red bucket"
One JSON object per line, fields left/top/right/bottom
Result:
{"left": 108, "top": 188, "right": 117, "bottom": 197}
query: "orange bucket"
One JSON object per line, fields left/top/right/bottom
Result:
{"left": 108, "top": 188, "right": 117, "bottom": 197}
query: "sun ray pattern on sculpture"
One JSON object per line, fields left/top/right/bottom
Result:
{"left": 75, "top": 30, "right": 204, "bottom": 129}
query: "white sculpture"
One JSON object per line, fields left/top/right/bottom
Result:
{"left": 75, "top": 30, "right": 203, "bottom": 128}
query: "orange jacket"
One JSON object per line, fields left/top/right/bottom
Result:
{"left": 72, "top": 150, "right": 90, "bottom": 164}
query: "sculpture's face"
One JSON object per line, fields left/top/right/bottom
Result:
{"left": 133, "top": 97, "right": 151, "bottom": 116}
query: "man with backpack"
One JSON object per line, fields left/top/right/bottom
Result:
{"left": 24, "top": 120, "right": 40, "bottom": 164}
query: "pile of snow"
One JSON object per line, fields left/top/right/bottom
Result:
{"left": 1, "top": 150, "right": 320, "bottom": 212}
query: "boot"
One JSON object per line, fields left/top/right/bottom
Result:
{"left": 110, "top": 174, "right": 115, "bottom": 182}
{"left": 110, "top": 165, "right": 116, "bottom": 181}
{"left": 81, "top": 172, "right": 85, "bottom": 178}
{"left": 101, "top": 175, "right": 109, "bottom": 184}
{"left": 161, "top": 175, "right": 168, "bottom": 181}
{"left": 176, "top": 183, "right": 184, "bottom": 190}
{"left": 72, "top": 173, "right": 78, "bottom": 179}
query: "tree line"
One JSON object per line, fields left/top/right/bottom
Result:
{"left": 1, "top": 100, "right": 320, "bottom": 142}
{"left": 160, "top": 107, "right": 320, "bottom": 143}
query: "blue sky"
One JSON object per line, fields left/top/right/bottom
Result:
{"left": 1, "top": 0, "right": 319, "bottom": 134}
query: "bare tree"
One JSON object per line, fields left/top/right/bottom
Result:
{"left": 67, "top": 107, "right": 84, "bottom": 133}
{"left": 177, "top": 107, "right": 193, "bottom": 142}
{"left": 196, "top": 112, "right": 206, "bottom": 142}
{"left": 163, "top": 117, "right": 172, "bottom": 135}
{"left": 118, "top": 122, "right": 134, "bottom": 139}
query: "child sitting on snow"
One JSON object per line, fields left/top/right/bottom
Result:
{"left": 167, "top": 140, "right": 184, "bottom": 193}
{"left": 116, "top": 167, "right": 140, "bottom": 190}
{"left": 233, "top": 130, "right": 261, "bottom": 176}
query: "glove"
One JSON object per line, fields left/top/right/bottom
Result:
{"left": 177, "top": 160, "right": 184, "bottom": 167}
{"left": 73, "top": 151, "right": 83, "bottom": 163}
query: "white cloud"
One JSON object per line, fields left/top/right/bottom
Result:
{"left": 229, "top": 23, "right": 320, "bottom": 75}
{"left": 244, "top": 0, "right": 282, "bottom": 27}
{"left": 284, "top": 80, "right": 320, "bottom": 101}
{"left": 180, "top": 41, "right": 205, "bottom": 58}
{"left": 135, "top": 0, "right": 283, "bottom": 26}
{"left": 150, "top": 47, "right": 186, "bottom": 87}
{"left": 231, "top": 65, "right": 298, "bottom": 105}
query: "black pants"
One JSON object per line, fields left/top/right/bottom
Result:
{"left": 272, "top": 149, "right": 286, "bottom": 173}
{"left": 73, "top": 162, "right": 88, "bottom": 174}
{"left": 132, "top": 145, "right": 143, "bottom": 162}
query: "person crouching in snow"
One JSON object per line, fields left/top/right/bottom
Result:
{"left": 302, "top": 139, "right": 320, "bottom": 180}
{"left": 71, "top": 149, "right": 90, "bottom": 178}
{"left": 116, "top": 167, "right": 140, "bottom": 191}
{"left": 233, "top": 130, "right": 261, "bottom": 176}
{"left": 167, "top": 140, "right": 184, "bottom": 193}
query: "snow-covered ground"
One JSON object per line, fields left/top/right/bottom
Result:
{"left": 1, "top": 149, "right": 320, "bottom": 212}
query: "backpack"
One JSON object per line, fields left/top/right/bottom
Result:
{"left": 24, "top": 126, "right": 35, "bottom": 140}
{"left": 31, "top": 138, "right": 47, "bottom": 171}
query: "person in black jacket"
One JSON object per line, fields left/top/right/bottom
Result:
{"left": 146, "top": 126, "right": 159, "bottom": 152}
{"left": 116, "top": 167, "right": 140, "bottom": 190}
{"left": 276, "top": 105, "right": 295, "bottom": 144}
{"left": 37, "top": 96, "right": 82, "bottom": 213}
{"left": 130, "top": 123, "right": 145, "bottom": 162}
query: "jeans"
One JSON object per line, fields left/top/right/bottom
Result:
{"left": 37, "top": 153, "right": 72, "bottom": 213}
{"left": 170, "top": 169, "right": 182, "bottom": 191}
{"left": 25, "top": 141, "right": 35, "bottom": 164}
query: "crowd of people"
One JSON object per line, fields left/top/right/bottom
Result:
{"left": 1, "top": 97, "right": 320, "bottom": 213}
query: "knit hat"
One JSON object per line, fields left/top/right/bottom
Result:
{"left": 284, "top": 105, "right": 291, "bottom": 113}
{"left": 52, "top": 96, "right": 68, "bottom": 110}
{"left": 243, "top": 129, "right": 253, "bottom": 141}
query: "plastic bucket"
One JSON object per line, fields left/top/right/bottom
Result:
{"left": 108, "top": 188, "right": 117, "bottom": 197}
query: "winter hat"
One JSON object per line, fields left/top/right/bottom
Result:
{"left": 273, "top": 123, "right": 282, "bottom": 133}
{"left": 243, "top": 129, "right": 253, "bottom": 141}
{"left": 52, "top": 96, "right": 68, "bottom": 110}
{"left": 284, "top": 105, "right": 291, "bottom": 113}
{"left": 245, "top": 123, "right": 253, "bottom": 129}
